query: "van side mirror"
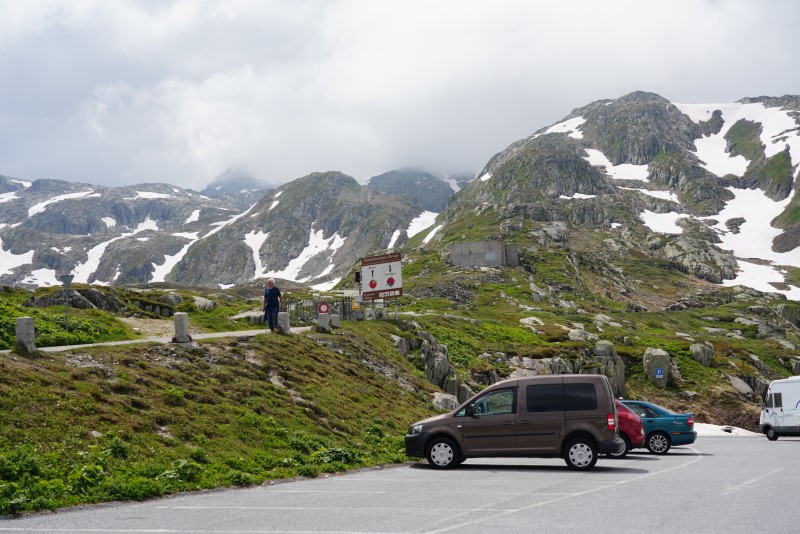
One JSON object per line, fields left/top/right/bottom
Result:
{"left": 465, "top": 404, "right": 477, "bottom": 418}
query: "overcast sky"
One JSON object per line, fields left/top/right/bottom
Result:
{"left": 1, "top": 0, "right": 798, "bottom": 191}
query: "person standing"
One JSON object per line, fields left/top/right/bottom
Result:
{"left": 262, "top": 278, "right": 282, "bottom": 332}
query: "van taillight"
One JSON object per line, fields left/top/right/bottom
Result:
{"left": 607, "top": 413, "right": 616, "bottom": 431}
{"left": 687, "top": 416, "right": 694, "bottom": 427}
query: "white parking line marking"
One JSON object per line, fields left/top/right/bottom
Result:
{"left": 723, "top": 467, "right": 782, "bottom": 495}
{"left": 424, "top": 447, "right": 705, "bottom": 534}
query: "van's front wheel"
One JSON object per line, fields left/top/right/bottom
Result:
{"left": 564, "top": 438, "right": 598, "bottom": 470}
{"left": 426, "top": 437, "right": 459, "bottom": 469}
{"left": 766, "top": 427, "right": 779, "bottom": 441}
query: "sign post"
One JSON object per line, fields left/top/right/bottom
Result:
{"left": 360, "top": 253, "right": 403, "bottom": 319}
{"left": 360, "top": 253, "right": 403, "bottom": 302}
{"left": 58, "top": 274, "right": 74, "bottom": 332}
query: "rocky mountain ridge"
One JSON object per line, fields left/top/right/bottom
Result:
{"left": 1, "top": 91, "right": 798, "bottom": 300}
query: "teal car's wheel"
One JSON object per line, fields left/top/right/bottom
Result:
{"left": 426, "top": 437, "right": 458, "bottom": 469}
{"left": 646, "top": 431, "right": 671, "bottom": 454}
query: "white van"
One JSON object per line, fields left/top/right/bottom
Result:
{"left": 760, "top": 376, "right": 800, "bottom": 440}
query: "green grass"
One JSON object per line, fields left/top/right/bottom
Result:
{"left": 0, "top": 325, "right": 438, "bottom": 515}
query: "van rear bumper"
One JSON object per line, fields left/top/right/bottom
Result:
{"left": 598, "top": 437, "right": 625, "bottom": 455}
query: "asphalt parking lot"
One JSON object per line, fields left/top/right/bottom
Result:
{"left": 2, "top": 436, "right": 797, "bottom": 534}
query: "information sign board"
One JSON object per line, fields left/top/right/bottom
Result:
{"left": 361, "top": 253, "right": 403, "bottom": 301}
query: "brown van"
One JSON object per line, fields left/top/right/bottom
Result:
{"left": 405, "top": 374, "right": 623, "bottom": 470}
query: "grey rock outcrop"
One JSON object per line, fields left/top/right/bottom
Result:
{"left": 727, "top": 375, "right": 754, "bottom": 401}
{"left": 192, "top": 296, "right": 217, "bottom": 312}
{"left": 593, "top": 341, "right": 627, "bottom": 398}
{"left": 432, "top": 392, "right": 458, "bottom": 411}
{"left": 690, "top": 343, "right": 714, "bottom": 367}
{"left": 643, "top": 348, "right": 672, "bottom": 389}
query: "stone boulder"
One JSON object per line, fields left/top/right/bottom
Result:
{"left": 592, "top": 340, "right": 626, "bottom": 398}
{"left": 432, "top": 392, "right": 458, "bottom": 411}
{"left": 793, "top": 358, "right": 800, "bottom": 375}
{"left": 776, "top": 303, "right": 800, "bottom": 327}
{"left": 690, "top": 343, "right": 714, "bottom": 367}
{"left": 159, "top": 293, "right": 184, "bottom": 306}
{"left": 643, "top": 348, "right": 671, "bottom": 389}
{"left": 568, "top": 328, "right": 600, "bottom": 342}
{"left": 395, "top": 335, "right": 423, "bottom": 358}
{"left": 727, "top": 375, "right": 754, "bottom": 401}
{"left": 749, "top": 354, "right": 773, "bottom": 378}
{"left": 192, "top": 296, "right": 217, "bottom": 312}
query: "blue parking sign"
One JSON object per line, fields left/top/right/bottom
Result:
{"left": 655, "top": 368, "right": 663, "bottom": 378}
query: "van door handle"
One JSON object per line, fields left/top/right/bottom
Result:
{"left": 504, "top": 421, "right": 514, "bottom": 426}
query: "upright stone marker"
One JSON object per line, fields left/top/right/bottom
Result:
{"left": 277, "top": 312, "right": 291, "bottom": 335}
{"left": 172, "top": 312, "right": 191, "bottom": 343}
{"left": 330, "top": 314, "right": 340, "bottom": 328}
{"left": 317, "top": 312, "right": 331, "bottom": 333}
{"left": 15, "top": 317, "right": 36, "bottom": 355}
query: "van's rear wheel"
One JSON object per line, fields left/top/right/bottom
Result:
{"left": 608, "top": 434, "right": 630, "bottom": 458}
{"left": 564, "top": 438, "right": 598, "bottom": 470}
{"left": 766, "top": 427, "right": 779, "bottom": 441}
{"left": 426, "top": 437, "right": 458, "bottom": 469}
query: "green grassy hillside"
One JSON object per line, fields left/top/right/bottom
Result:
{"left": 0, "top": 322, "right": 437, "bottom": 516}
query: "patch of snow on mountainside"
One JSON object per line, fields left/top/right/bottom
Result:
{"left": 269, "top": 191, "right": 284, "bottom": 211}
{"left": 706, "top": 188, "right": 793, "bottom": 262}
{"left": 204, "top": 205, "right": 256, "bottom": 238}
{"left": 407, "top": 211, "right": 439, "bottom": 238}
{"left": 640, "top": 211, "right": 686, "bottom": 234}
{"left": 703, "top": 187, "right": 800, "bottom": 299}
{"left": 423, "top": 224, "right": 443, "bottom": 244}
{"left": 442, "top": 176, "right": 461, "bottom": 192}
{"left": 387, "top": 229, "right": 401, "bottom": 249}
{"left": 102, "top": 217, "right": 116, "bottom": 228}
{"left": 265, "top": 228, "right": 346, "bottom": 282}
{"left": 541, "top": 116, "right": 586, "bottom": 139}
{"left": 150, "top": 232, "right": 202, "bottom": 283}
{"left": 10, "top": 179, "right": 31, "bottom": 188}
{"left": 0, "top": 192, "right": 18, "bottom": 203}
{"left": 244, "top": 230, "right": 270, "bottom": 277}
{"left": 559, "top": 193, "right": 597, "bottom": 199}
{"left": 28, "top": 191, "right": 101, "bottom": 217}
{"left": 72, "top": 217, "right": 159, "bottom": 285}
{"left": 311, "top": 277, "right": 342, "bottom": 291}
{"left": 185, "top": 210, "right": 200, "bottom": 224}
{"left": 0, "top": 237, "right": 34, "bottom": 276}
{"left": 676, "top": 102, "right": 800, "bottom": 178}
{"left": 21, "top": 268, "right": 60, "bottom": 286}
{"left": 151, "top": 242, "right": 194, "bottom": 283}
{"left": 584, "top": 149, "right": 649, "bottom": 181}
{"left": 130, "top": 191, "right": 172, "bottom": 200}
{"left": 479, "top": 173, "right": 492, "bottom": 182}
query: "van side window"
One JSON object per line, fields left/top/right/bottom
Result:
{"left": 474, "top": 388, "right": 516, "bottom": 416}
{"left": 774, "top": 392, "right": 782, "bottom": 409}
{"left": 764, "top": 394, "right": 773, "bottom": 408}
{"left": 526, "top": 384, "right": 563, "bottom": 412}
{"left": 564, "top": 383, "right": 597, "bottom": 411}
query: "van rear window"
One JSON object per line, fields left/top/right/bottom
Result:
{"left": 564, "top": 383, "right": 597, "bottom": 411}
{"left": 526, "top": 382, "right": 598, "bottom": 412}
{"left": 526, "top": 384, "right": 563, "bottom": 412}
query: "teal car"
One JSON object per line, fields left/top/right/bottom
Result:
{"left": 620, "top": 400, "right": 696, "bottom": 454}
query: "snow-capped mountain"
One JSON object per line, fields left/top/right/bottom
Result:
{"left": 444, "top": 91, "right": 800, "bottom": 300}
{"left": 0, "top": 170, "right": 447, "bottom": 290}
{"left": 1, "top": 91, "right": 798, "bottom": 299}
